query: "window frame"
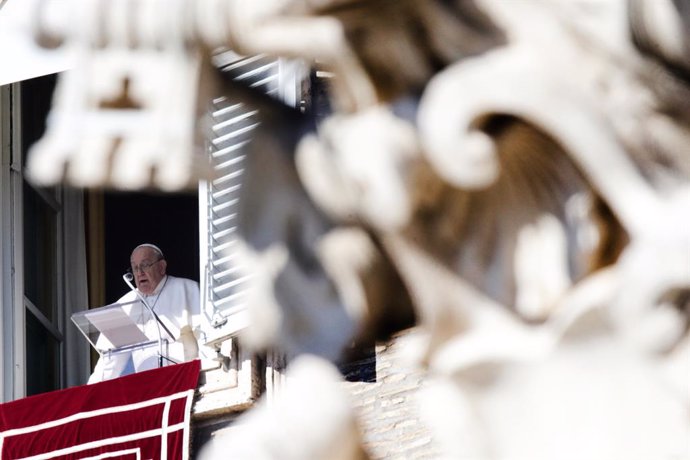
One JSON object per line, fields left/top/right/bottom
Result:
{"left": 0, "top": 78, "right": 88, "bottom": 401}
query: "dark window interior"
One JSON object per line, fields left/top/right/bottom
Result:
{"left": 103, "top": 191, "right": 199, "bottom": 303}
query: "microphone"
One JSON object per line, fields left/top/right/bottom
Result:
{"left": 122, "top": 272, "right": 175, "bottom": 367}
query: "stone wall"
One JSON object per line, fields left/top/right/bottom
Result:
{"left": 344, "top": 329, "right": 439, "bottom": 459}
{"left": 192, "top": 329, "right": 439, "bottom": 459}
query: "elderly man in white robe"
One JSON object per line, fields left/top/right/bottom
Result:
{"left": 88, "top": 244, "right": 201, "bottom": 383}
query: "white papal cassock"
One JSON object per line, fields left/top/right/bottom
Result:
{"left": 88, "top": 275, "right": 200, "bottom": 383}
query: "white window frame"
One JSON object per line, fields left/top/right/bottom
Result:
{"left": 0, "top": 83, "right": 18, "bottom": 401}
{"left": 0, "top": 80, "right": 89, "bottom": 401}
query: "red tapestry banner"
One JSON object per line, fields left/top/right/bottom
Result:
{"left": 0, "top": 359, "right": 200, "bottom": 460}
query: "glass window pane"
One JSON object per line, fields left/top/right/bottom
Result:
{"left": 25, "top": 309, "right": 60, "bottom": 396}
{"left": 23, "top": 182, "right": 57, "bottom": 321}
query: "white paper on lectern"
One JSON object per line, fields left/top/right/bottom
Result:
{"left": 86, "top": 306, "right": 150, "bottom": 348}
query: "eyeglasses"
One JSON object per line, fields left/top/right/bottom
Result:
{"left": 130, "top": 258, "right": 162, "bottom": 273}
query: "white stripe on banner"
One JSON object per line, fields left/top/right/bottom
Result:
{"left": 0, "top": 361, "right": 200, "bottom": 460}
{"left": 79, "top": 447, "right": 142, "bottom": 460}
{"left": 18, "top": 422, "right": 187, "bottom": 460}
{"left": 5, "top": 389, "right": 195, "bottom": 460}
{"left": 2, "top": 390, "right": 192, "bottom": 437}
{"left": 160, "top": 399, "right": 171, "bottom": 460}
{"left": 182, "top": 388, "right": 194, "bottom": 460}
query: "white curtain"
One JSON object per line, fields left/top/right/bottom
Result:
{"left": 62, "top": 187, "right": 90, "bottom": 387}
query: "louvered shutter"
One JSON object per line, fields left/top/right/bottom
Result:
{"left": 199, "top": 52, "right": 303, "bottom": 346}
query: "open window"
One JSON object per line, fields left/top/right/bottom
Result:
{"left": 0, "top": 74, "right": 90, "bottom": 399}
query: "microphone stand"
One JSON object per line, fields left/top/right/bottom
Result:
{"left": 123, "top": 273, "right": 176, "bottom": 368}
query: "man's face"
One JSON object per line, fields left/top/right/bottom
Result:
{"left": 130, "top": 247, "right": 167, "bottom": 295}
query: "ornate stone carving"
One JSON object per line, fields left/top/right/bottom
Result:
{"left": 223, "top": 1, "right": 690, "bottom": 457}
{"left": 23, "top": 0, "right": 690, "bottom": 458}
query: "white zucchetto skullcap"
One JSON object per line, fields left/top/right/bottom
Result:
{"left": 132, "top": 243, "right": 165, "bottom": 259}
